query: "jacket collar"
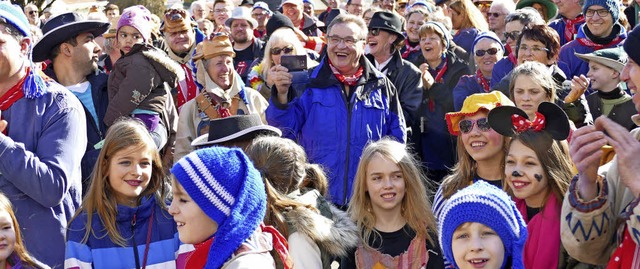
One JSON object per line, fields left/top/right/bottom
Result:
{"left": 115, "top": 195, "right": 155, "bottom": 222}
{"left": 309, "top": 55, "right": 384, "bottom": 90}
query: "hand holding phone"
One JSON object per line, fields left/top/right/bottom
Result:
{"left": 280, "top": 55, "right": 307, "bottom": 72}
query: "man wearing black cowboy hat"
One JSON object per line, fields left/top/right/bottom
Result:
{"left": 365, "top": 11, "right": 422, "bottom": 133}
{"left": 33, "top": 12, "right": 111, "bottom": 195}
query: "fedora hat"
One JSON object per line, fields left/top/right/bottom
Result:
{"left": 191, "top": 114, "right": 282, "bottom": 147}
{"left": 33, "top": 12, "right": 110, "bottom": 62}
{"left": 368, "top": 11, "right": 404, "bottom": 40}
{"left": 225, "top": 7, "right": 258, "bottom": 29}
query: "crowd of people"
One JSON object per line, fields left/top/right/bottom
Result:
{"left": 1, "top": 0, "right": 640, "bottom": 268}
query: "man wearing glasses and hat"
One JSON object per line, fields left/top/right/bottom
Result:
{"left": 0, "top": 3, "right": 86, "bottom": 267}
{"left": 32, "top": 12, "right": 110, "bottom": 195}
{"left": 227, "top": 7, "right": 265, "bottom": 82}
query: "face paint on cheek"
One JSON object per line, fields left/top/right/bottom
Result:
{"left": 534, "top": 174, "right": 543, "bottom": 182}
{"left": 512, "top": 170, "right": 523, "bottom": 177}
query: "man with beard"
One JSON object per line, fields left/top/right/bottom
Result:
{"left": 227, "top": 7, "right": 265, "bottom": 82}
{"left": 33, "top": 12, "right": 110, "bottom": 194}
{"left": 161, "top": 8, "right": 205, "bottom": 110}
{"left": 267, "top": 14, "right": 406, "bottom": 208}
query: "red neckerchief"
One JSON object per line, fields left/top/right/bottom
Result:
{"left": 427, "top": 58, "right": 448, "bottom": 112}
{"left": 0, "top": 69, "right": 28, "bottom": 135}
{"left": 177, "top": 64, "right": 198, "bottom": 109}
{"left": 261, "top": 224, "right": 294, "bottom": 269}
{"left": 576, "top": 35, "right": 624, "bottom": 51}
{"left": 505, "top": 45, "right": 517, "bottom": 65}
{"left": 328, "top": 59, "right": 364, "bottom": 87}
{"left": 401, "top": 40, "right": 421, "bottom": 59}
{"left": 564, "top": 15, "right": 585, "bottom": 43}
{"left": 185, "top": 237, "right": 213, "bottom": 269}
{"left": 475, "top": 69, "right": 490, "bottom": 92}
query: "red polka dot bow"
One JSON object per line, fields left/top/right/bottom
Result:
{"left": 511, "top": 112, "right": 546, "bottom": 133}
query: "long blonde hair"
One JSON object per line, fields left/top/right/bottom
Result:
{"left": 0, "top": 193, "right": 40, "bottom": 268}
{"left": 448, "top": 0, "right": 489, "bottom": 31}
{"left": 70, "top": 118, "right": 166, "bottom": 247}
{"left": 260, "top": 28, "right": 308, "bottom": 81}
{"left": 348, "top": 138, "right": 437, "bottom": 246}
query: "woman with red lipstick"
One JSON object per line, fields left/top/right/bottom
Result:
{"left": 0, "top": 194, "right": 48, "bottom": 269}
{"left": 487, "top": 102, "right": 572, "bottom": 269}
{"left": 343, "top": 138, "right": 444, "bottom": 269}
{"left": 65, "top": 119, "right": 192, "bottom": 269}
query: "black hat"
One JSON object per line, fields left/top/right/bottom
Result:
{"left": 321, "top": 8, "right": 346, "bottom": 30}
{"left": 33, "top": 12, "right": 110, "bottom": 62}
{"left": 191, "top": 114, "right": 282, "bottom": 148}
{"left": 265, "top": 12, "right": 295, "bottom": 38}
{"left": 624, "top": 25, "right": 640, "bottom": 67}
{"left": 488, "top": 102, "right": 570, "bottom": 141}
{"left": 241, "top": 0, "right": 255, "bottom": 6}
{"left": 368, "top": 11, "right": 404, "bottom": 41}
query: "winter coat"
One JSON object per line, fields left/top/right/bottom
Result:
{"left": 366, "top": 51, "right": 423, "bottom": 127}
{"left": 43, "top": 66, "right": 109, "bottom": 195}
{"left": 452, "top": 28, "right": 479, "bottom": 55}
{"left": 453, "top": 74, "right": 491, "bottom": 111}
{"left": 266, "top": 56, "right": 406, "bottom": 207}
{"left": 586, "top": 89, "right": 636, "bottom": 131}
{"left": 65, "top": 196, "right": 193, "bottom": 269}
{"left": 558, "top": 24, "right": 627, "bottom": 81}
{"left": 105, "top": 43, "right": 183, "bottom": 132}
{"left": 549, "top": 16, "right": 586, "bottom": 46}
{"left": 415, "top": 50, "right": 471, "bottom": 173}
{"left": 0, "top": 76, "right": 85, "bottom": 268}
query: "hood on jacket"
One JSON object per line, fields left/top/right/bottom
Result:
{"left": 127, "top": 43, "right": 185, "bottom": 88}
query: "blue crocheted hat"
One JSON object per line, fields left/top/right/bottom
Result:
{"left": 583, "top": 0, "right": 619, "bottom": 22}
{"left": 171, "top": 147, "right": 267, "bottom": 269}
{"left": 439, "top": 181, "right": 527, "bottom": 269}
{"left": 472, "top": 31, "right": 505, "bottom": 55}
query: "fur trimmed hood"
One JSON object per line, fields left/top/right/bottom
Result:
{"left": 131, "top": 43, "right": 186, "bottom": 87}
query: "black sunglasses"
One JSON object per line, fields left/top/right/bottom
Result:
{"left": 271, "top": 46, "right": 294, "bottom": 55}
{"left": 504, "top": 31, "right": 520, "bottom": 41}
{"left": 28, "top": 10, "right": 38, "bottom": 15}
{"left": 474, "top": 47, "right": 499, "bottom": 57}
{"left": 487, "top": 12, "right": 503, "bottom": 18}
{"left": 368, "top": 28, "right": 381, "bottom": 36}
{"left": 459, "top": 118, "right": 491, "bottom": 134}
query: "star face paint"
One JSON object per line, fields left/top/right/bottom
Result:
{"left": 505, "top": 140, "right": 549, "bottom": 208}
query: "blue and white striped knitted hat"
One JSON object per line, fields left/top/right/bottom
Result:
{"left": 439, "top": 181, "right": 527, "bottom": 269}
{"left": 171, "top": 147, "right": 266, "bottom": 269}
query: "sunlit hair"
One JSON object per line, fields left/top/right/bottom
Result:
{"left": 418, "top": 23, "right": 448, "bottom": 50}
{"left": 327, "top": 14, "right": 368, "bottom": 40}
{"left": 245, "top": 136, "right": 328, "bottom": 196}
{"left": 441, "top": 111, "right": 509, "bottom": 199}
{"left": 0, "top": 193, "right": 40, "bottom": 268}
{"left": 505, "top": 131, "right": 571, "bottom": 207}
{"left": 505, "top": 7, "right": 545, "bottom": 26}
{"left": 70, "top": 118, "right": 166, "bottom": 247}
{"left": 260, "top": 28, "right": 307, "bottom": 82}
{"left": 515, "top": 24, "right": 561, "bottom": 62}
{"left": 448, "top": 0, "right": 488, "bottom": 31}
{"left": 348, "top": 138, "right": 437, "bottom": 249}
{"left": 404, "top": 8, "right": 429, "bottom": 24}
{"left": 509, "top": 61, "right": 557, "bottom": 103}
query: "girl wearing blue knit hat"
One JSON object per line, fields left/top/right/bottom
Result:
{"left": 439, "top": 181, "right": 527, "bottom": 269}
{"left": 170, "top": 147, "right": 290, "bottom": 269}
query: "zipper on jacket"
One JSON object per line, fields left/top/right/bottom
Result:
{"left": 341, "top": 84, "right": 354, "bottom": 206}
{"left": 131, "top": 213, "right": 141, "bottom": 269}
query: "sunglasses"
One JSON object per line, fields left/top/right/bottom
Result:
{"left": 28, "top": 10, "right": 38, "bottom": 15}
{"left": 475, "top": 2, "right": 491, "bottom": 9}
{"left": 487, "top": 12, "right": 503, "bottom": 18}
{"left": 459, "top": 118, "right": 491, "bottom": 134}
{"left": 474, "top": 47, "right": 499, "bottom": 57}
{"left": 271, "top": 46, "right": 294, "bottom": 55}
{"left": 368, "top": 28, "right": 381, "bottom": 36}
{"left": 504, "top": 31, "right": 521, "bottom": 40}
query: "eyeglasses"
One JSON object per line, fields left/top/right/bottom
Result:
{"left": 459, "top": 118, "right": 491, "bottom": 134}
{"left": 487, "top": 12, "right": 504, "bottom": 18}
{"left": 585, "top": 8, "right": 610, "bottom": 17}
{"left": 214, "top": 8, "right": 229, "bottom": 14}
{"left": 28, "top": 10, "right": 38, "bottom": 15}
{"left": 518, "top": 44, "right": 549, "bottom": 53}
{"left": 252, "top": 12, "right": 267, "bottom": 17}
{"left": 271, "top": 46, "right": 294, "bottom": 55}
{"left": 474, "top": 47, "right": 500, "bottom": 57}
{"left": 504, "top": 31, "right": 521, "bottom": 40}
{"left": 368, "top": 28, "right": 381, "bottom": 36}
{"left": 327, "top": 35, "right": 364, "bottom": 46}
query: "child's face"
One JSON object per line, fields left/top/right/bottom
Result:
{"left": 107, "top": 145, "right": 153, "bottom": 206}
{"left": 117, "top": 25, "right": 145, "bottom": 54}
{"left": 512, "top": 74, "right": 550, "bottom": 120}
{"left": 0, "top": 209, "right": 15, "bottom": 263}
{"left": 460, "top": 112, "right": 505, "bottom": 164}
{"left": 169, "top": 179, "right": 218, "bottom": 244}
{"left": 365, "top": 153, "right": 406, "bottom": 214}
{"left": 452, "top": 222, "right": 505, "bottom": 269}
{"left": 505, "top": 139, "right": 549, "bottom": 208}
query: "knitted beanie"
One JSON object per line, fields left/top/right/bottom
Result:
{"left": 117, "top": 5, "right": 153, "bottom": 42}
{"left": 171, "top": 147, "right": 266, "bottom": 269}
{"left": 472, "top": 31, "right": 505, "bottom": 54}
{"left": 583, "top": 0, "right": 619, "bottom": 22}
{"left": 439, "top": 181, "right": 528, "bottom": 269}
{"left": 266, "top": 12, "right": 295, "bottom": 38}
{"left": 624, "top": 24, "right": 640, "bottom": 66}
{"left": 0, "top": 2, "right": 30, "bottom": 36}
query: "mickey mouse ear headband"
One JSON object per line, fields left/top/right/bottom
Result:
{"left": 488, "top": 102, "right": 570, "bottom": 141}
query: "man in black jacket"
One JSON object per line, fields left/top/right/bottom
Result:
{"left": 227, "top": 7, "right": 265, "bottom": 82}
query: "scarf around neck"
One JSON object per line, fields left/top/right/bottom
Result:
{"left": 516, "top": 194, "right": 561, "bottom": 269}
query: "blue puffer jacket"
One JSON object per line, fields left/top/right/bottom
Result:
{"left": 266, "top": 57, "right": 407, "bottom": 207}
{"left": 558, "top": 23, "right": 626, "bottom": 81}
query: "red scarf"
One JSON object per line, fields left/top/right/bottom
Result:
{"left": 576, "top": 35, "right": 624, "bottom": 51}
{"left": 0, "top": 70, "right": 28, "bottom": 135}
{"left": 564, "top": 15, "right": 585, "bottom": 43}
{"left": 401, "top": 40, "right": 421, "bottom": 59}
{"left": 328, "top": 60, "right": 364, "bottom": 87}
{"left": 607, "top": 228, "right": 640, "bottom": 269}
{"left": 261, "top": 224, "right": 293, "bottom": 269}
{"left": 427, "top": 58, "right": 448, "bottom": 112}
{"left": 176, "top": 64, "right": 198, "bottom": 110}
{"left": 475, "top": 69, "right": 490, "bottom": 93}
{"left": 516, "top": 194, "right": 561, "bottom": 269}
{"left": 185, "top": 237, "right": 213, "bottom": 269}
{"left": 505, "top": 45, "right": 517, "bottom": 65}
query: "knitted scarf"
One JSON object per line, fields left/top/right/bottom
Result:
{"left": 328, "top": 60, "right": 363, "bottom": 87}
{"left": 516, "top": 194, "right": 561, "bottom": 269}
